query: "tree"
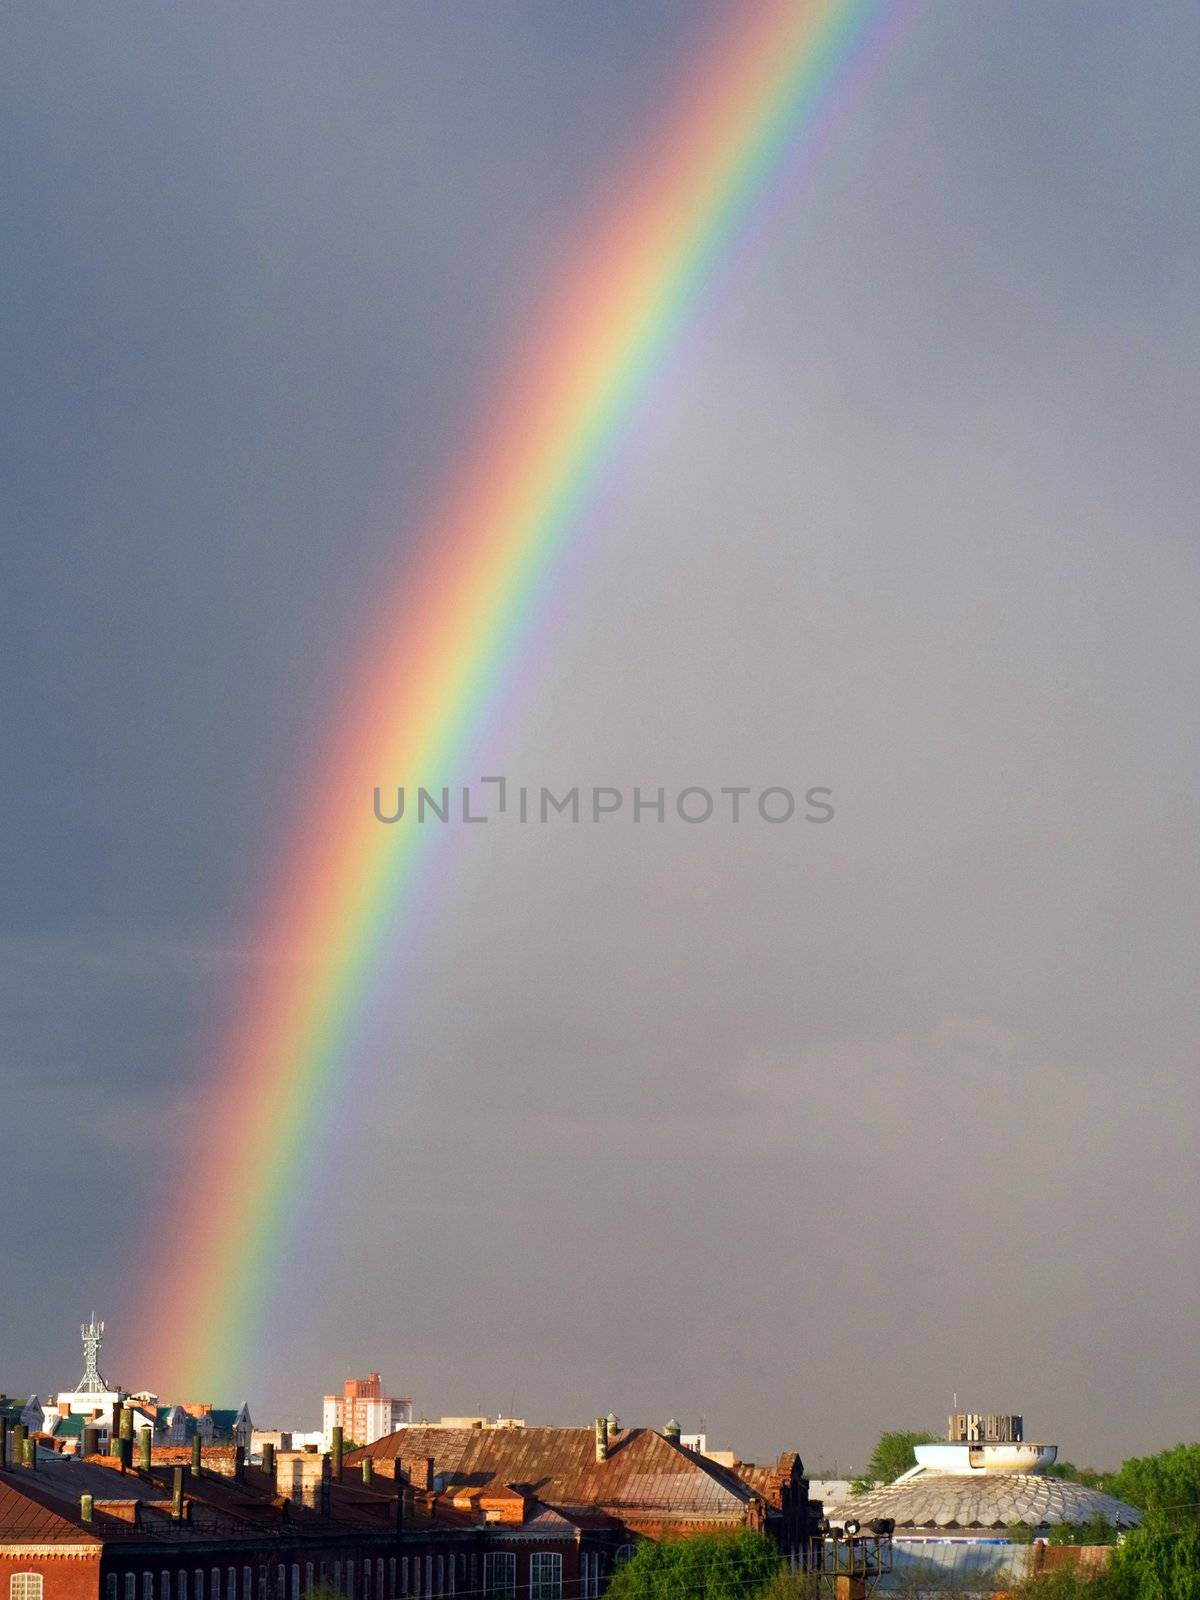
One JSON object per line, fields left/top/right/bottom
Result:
{"left": 605, "top": 1531, "right": 782, "bottom": 1600}
{"left": 1109, "top": 1444, "right": 1200, "bottom": 1521}
{"left": 850, "top": 1430, "right": 940, "bottom": 1493}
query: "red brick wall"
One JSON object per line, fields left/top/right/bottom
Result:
{"left": 1, "top": 1548, "right": 101, "bottom": 1600}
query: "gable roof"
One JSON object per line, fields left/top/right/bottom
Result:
{"left": 348, "top": 1427, "right": 758, "bottom": 1518}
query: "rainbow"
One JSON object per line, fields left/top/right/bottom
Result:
{"left": 146, "top": 0, "right": 913, "bottom": 1395}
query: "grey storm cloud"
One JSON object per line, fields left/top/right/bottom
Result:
{"left": 3, "top": 0, "right": 1198, "bottom": 1468}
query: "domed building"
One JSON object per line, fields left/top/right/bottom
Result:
{"left": 826, "top": 1414, "right": 1140, "bottom": 1591}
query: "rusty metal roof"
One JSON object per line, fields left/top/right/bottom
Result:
{"left": 348, "top": 1428, "right": 756, "bottom": 1518}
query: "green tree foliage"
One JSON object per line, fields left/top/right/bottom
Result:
{"left": 1108, "top": 1522, "right": 1200, "bottom": 1600}
{"left": 1045, "top": 1515, "right": 1118, "bottom": 1547}
{"left": 850, "top": 1430, "right": 940, "bottom": 1493}
{"left": 1108, "top": 1444, "right": 1200, "bottom": 1521}
{"left": 1046, "top": 1462, "right": 1111, "bottom": 1491}
{"left": 604, "top": 1531, "right": 782, "bottom": 1600}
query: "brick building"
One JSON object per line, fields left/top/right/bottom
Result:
{"left": 3, "top": 1421, "right": 819, "bottom": 1600}
{"left": 349, "top": 1417, "right": 820, "bottom": 1585}
{"left": 0, "top": 1444, "right": 410, "bottom": 1600}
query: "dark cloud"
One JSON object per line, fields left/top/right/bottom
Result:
{"left": 3, "top": 0, "right": 1198, "bottom": 1471}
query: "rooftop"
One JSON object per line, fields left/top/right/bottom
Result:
{"left": 828, "top": 1474, "right": 1141, "bottom": 1531}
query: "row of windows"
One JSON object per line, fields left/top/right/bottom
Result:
{"left": 0, "top": 1560, "right": 646, "bottom": 1600}
{"left": 0, "top": 1544, "right": 648, "bottom": 1600}
{"left": 89, "top": 1547, "right": 604, "bottom": 1600}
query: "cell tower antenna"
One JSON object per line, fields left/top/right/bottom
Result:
{"left": 78, "top": 1314, "right": 107, "bottom": 1394}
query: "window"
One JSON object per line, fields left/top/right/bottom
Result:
{"left": 195, "top": 1571, "right": 205, "bottom": 1600}
{"left": 389, "top": 1560, "right": 396, "bottom": 1598}
{"left": 107, "top": 1578, "right": 119, "bottom": 1600}
{"left": 275, "top": 1567, "right": 285, "bottom": 1600}
{"left": 434, "top": 1558, "right": 443, "bottom": 1599}
{"left": 530, "top": 1554, "right": 561, "bottom": 1600}
{"left": 126, "top": 1576, "right": 137, "bottom": 1600}
{"left": 446, "top": 1558, "right": 453, "bottom": 1600}
{"left": 400, "top": 1559, "right": 408, "bottom": 1597}
{"left": 228, "top": 1570, "right": 237, "bottom": 1600}
{"left": 482, "top": 1554, "right": 515, "bottom": 1600}
{"left": 377, "top": 1562, "right": 384, "bottom": 1600}
{"left": 410, "top": 1560, "right": 419, "bottom": 1600}
{"left": 162, "top": 1574, "right": 172, "bottom": 1600}
{"left": 346, "top": 1562, "right": 355, "bottom": 1600}
{"left": 244, "top": 1571, "right": 253, "bottom": 1600}
{"left": 306, "top": 1569, "right": 314, "bottom": 1597}
{"left": 11, "top": 1576, "right": 43, "bottom": 1600}
{"left": 290, "top": 1567, "right": 300, "bottom": 1600}
{"left": 364, "top": 1566, "right": 372, "bottom": 1600}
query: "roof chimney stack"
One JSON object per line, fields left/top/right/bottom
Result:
{"left": 594, "top": 1417, "right": 608, "bottom": 1463}
{"left": 664, "top": 1420, "right": 682, "bottom": 1443}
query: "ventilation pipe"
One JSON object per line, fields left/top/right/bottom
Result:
{"left": 173, "top": 1466, "right": 185, "bottom": 1521}
{"left": 22, "top": 1437, "right": 36, "bottom": 1470}
{"left": 594, "top": 1418, "right": 608, "bottom": 1463}
{"left": 664, "top": 1421, "right": 682, "bottom": 1444}
{"left": 191, "top": 1434, "right": 202, "bottom": 1476}
{"left": 331, "top": 1426, "right": 344, "bottom": 1480}
{"left": 361, "top": 1458, "right": 374, "bottom": 1486}
{"left": 120, "top": 1408, "right": 134, "bottom": 1443}
{"left": 262, "top": 1441, "right": 276, "bottom": 1480}
{"left": 139, "top": 1426, "right": 153, "bottom": 1473}
{"left": 81, "top": 1494, "right": 94, "bottom": 1523}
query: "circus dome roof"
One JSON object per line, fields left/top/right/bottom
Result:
{"left": 829, "top": 1474, "right": 1141, "bottom": 1531}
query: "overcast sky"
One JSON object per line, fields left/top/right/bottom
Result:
{"left": 3, "top": 1, "right": 1199, "bottom": 1473}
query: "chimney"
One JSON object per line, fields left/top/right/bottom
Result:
{"left": 59, "top": 1400, "right": 71, "bottom": 1418}
{"left": 664, "top": 1420, "right": 682, "bottom": 1444}
{"left": 234, "top": 1444, "right": 245, "bottom": 1482}
{"left": 81, "top": 1494, "right": 94, "bottom": 1523}
{"left": 262, "top": 1441, "right": 276, "bottom": 1481}
{"left": 0, "top": 1416, "right": 8, "bottom": 1466}
{"left": 22, "top": 1437, "right": 37, "bottom": 1470}
{"left": 83, "top": 1426, "right": 101, "bottom": 1459}
{"left": 12, "top": 1423, "right": 27, "bottom": 1462}
{"left": 594, "top": 1418, "right": 608, "bottom": 1463}
{"left": 173, "top": 1466, "right": 185, "bottom": 1521}
{"left": 120, "top": 1408, "right": 134, "bottom": 1443}
{"left": 116, "top": 1437, "right": 132, "bottom": 1472}
{"left": 139, "top": 1426, "right": 153, "bottom": 1473}
{"left": 361, "top": 1458, "right": 374, "bottom": 1486}
{"left": 394, "top": 1459, "right": 404, "bottom": 1534}
{"left": 320, "top": 1452, "right": 332, "bottom": 1517}
{"left": 331, "top": 1426, "right": 344, "bottom": 1480}
{"left": 191, "top": 1434, "right": 203, "bottom": 1476}
{"left": 111, "top": 1402, "right": 124, "bottom": 1442}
